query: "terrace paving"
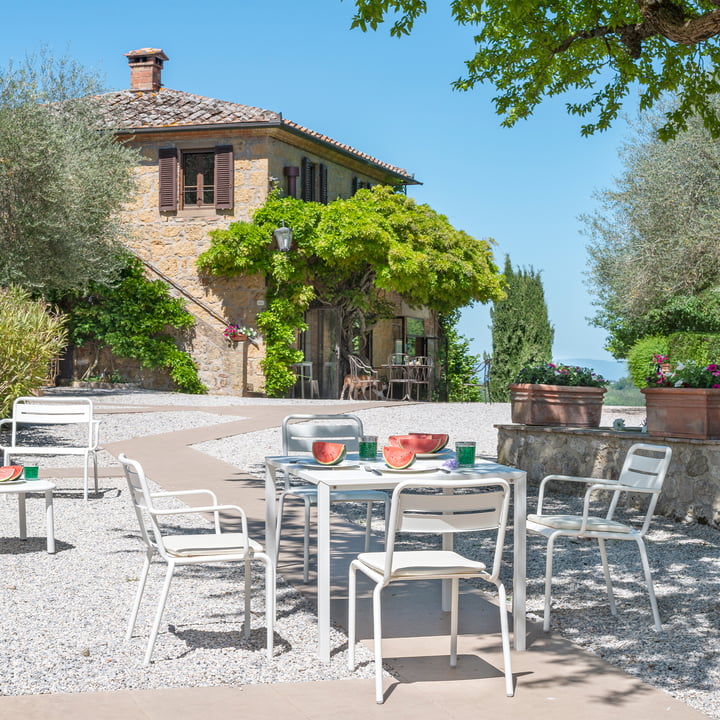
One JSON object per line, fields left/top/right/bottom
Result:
{"left": 0, "top": 398, "right": 706, "bottom": 720}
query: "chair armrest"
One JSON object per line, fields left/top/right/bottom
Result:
{"left": 151, "top": 503, "right": 248, "bottom": 535}
{"left": 151, "top": 488, "right": 220, "bottom": 505}
{"left": 537, "top": 474, "right": 617, "bottom": 513}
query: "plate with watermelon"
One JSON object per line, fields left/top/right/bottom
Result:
{"left": 388, "top": 433, "right": 451, "bottom": 459}
{"left": 293, "top": 442, "right": 359, "bottom": 470}
{"left": 0, "top": 465, "right": 24, "bottom": 483}
{"left": 380, "top": 445, "right": 440, "bottom": 474}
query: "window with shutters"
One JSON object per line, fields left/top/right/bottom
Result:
{"left": 158, "top": 145, "right": 233, "bottom": 212}
{"left": 300, "top": 156, "right": 328, "bottom": 203}
{"left": 351, "top": 177, "right": 373, "bottom": 196}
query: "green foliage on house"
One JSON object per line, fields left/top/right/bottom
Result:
{"left": 198, "top": 186, "right": 504, "bottom": 397}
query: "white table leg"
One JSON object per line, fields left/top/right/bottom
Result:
{"left": 441, "top": 486, "right": 453, "bottom": 611}
{"left": 264, "top": 465, "right": 278, "bottom": 566}
{"left": 316, "top": 481, "right": 331, "bottom": 662}
{"left": 18, "top": 492, "right": 27, "bottom": 540}
{"left": 44, "top": 489, "right": 55, "bottom": 554}
{"left": 513, "top": 472, "right": 527, "bottom": 651}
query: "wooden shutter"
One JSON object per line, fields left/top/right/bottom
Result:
{"left": 214, "top": 145, "right": 234, "bottom": 210}
{"left": 301, "top": 156, "right": 313, "bottom": 201}
{"left": 319, "top": 163, "right": 328, "bottom": 204}
{"left": 158, "top": 147, "right": 178, "bottom": 211}
{"left": 351, "top": 176, "right": 359, "bottom": 196}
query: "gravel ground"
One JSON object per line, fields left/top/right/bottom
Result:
{"left": 0, "top": 390, "right": 717, "bottom": 718}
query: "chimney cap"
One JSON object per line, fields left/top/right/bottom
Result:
{"left": 124, "top": 48, "right": 169, "bottom": 62}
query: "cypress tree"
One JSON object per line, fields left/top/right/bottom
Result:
{"left": 489, "top": 256, "right": 554, "bottom": 401}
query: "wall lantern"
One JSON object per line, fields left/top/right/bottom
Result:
{"left": 273, "top": 221, "right": 293, "bottom": 252}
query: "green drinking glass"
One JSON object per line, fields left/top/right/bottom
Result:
{"left": 455, "top": 441, "right": 476, "bottom": 468}
{"left": 359, "top": 435, "right": 378, "bottom": 461}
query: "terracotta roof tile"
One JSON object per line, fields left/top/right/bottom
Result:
{"left": 95, "top": 87, "right": 416, "bottom": 182}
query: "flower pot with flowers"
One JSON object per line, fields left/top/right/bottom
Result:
{"left": 641, "top": 357, "right": 720, "bottom": 439}
{"left": 223, "top": 324, "right": 258, "bottom": 343}
{"left": 509, "top": 362, "right": 609, "bottom": 427}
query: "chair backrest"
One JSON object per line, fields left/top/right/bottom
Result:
{"left": 282, "top": 413, "right": 363, "bottom": 454}
{"left": 609, "top": 443, "right": 672, "bottom": 534}
{"left": 618, "top": 443, "right": 672, "bottom": 492}
{"left": 10, "top": 397, "right": 95, "bottom": 445}
{"left": 118, "top": 453, "right": 163, "bottom": 555}
{"left": 348, "top": 355, "right": 374, "bottom": 379}
{"left": 383, "top": 478, "right": 510, "bottom": 583}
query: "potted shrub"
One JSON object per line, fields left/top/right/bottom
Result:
{"left": 641, "top": 358, "right": 720, "bottom": 439}
{"left": 509, "top": 362, "right": 609, "bottom": 427}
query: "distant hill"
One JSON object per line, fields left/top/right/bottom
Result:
{"left": 556, "top": 358, "right": 628, "bottom": 382}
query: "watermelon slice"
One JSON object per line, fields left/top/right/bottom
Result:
{"left": 388, "top": 435, "right": 441, "bottom": 454}
{"left": 312, "top": 441, "right": 347, "bottom": 466}
{"left": 383, "top": 445, "right": 416, "bottom": 469}
{"left": 410, "top": 433, "right": 450, "bottom": 452}
{"left": 0, "top": 465, "right": 23, "bottom": 482}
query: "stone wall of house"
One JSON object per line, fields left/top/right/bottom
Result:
{"left": 113, "top": 127, "right": 410, "bottom": 395}
{"left": 497, "top": 424, "right": 720, "bottom": 527}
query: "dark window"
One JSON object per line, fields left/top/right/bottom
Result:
{"left": 183, "top": 151, "right": 215, "bottom": 207}
{"left": 159, "top": 145, "right": 233, "bottom": 211}
{"left": 351, "top": 176, "right": 372, "bottom": 196}
{"left": 301, "top": 156, "right": 329, "bottom": 203}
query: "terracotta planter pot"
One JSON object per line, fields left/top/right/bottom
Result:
{"left": 642, "top": 387, "right": 720, "bottom": 440}
{"left": 509, "top": 383, "right": 606, "bottom": 428}
{"left": 227, "top": 333, "right": 247, "bottom": 342}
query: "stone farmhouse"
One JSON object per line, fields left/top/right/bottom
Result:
{"left": 77, "top": 48, "right": 438, "bottom": 397}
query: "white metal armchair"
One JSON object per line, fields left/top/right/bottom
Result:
{"left": 276, "top": 414, "right": 389, "bottom": 582}
{"left": 119, "top": 454, "right": 274, "bottom": 665}
{"left": 526, "top": 442, "right": 672, "bottom": 632}
{"left": 348, "top": 478, "right": 514, "bottom": 703}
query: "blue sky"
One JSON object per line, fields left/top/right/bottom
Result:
{"left": 3, "top": 0, "right": 635, "bottom": 368}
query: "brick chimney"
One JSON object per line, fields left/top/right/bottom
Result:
{"left": 124, "top": 48, "right": 168, "bottom": 91}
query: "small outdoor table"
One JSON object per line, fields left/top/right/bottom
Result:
{"left": 265, "top": 455, "right": 527, "bottom": 662}
{"left": 0, "top": 479, "right": 56, "bottom": 553}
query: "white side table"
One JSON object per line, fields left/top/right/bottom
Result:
{"left": 0, "top": 479, "right": 56, "bottom": 553}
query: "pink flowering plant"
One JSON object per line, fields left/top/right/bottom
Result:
{"left": 514, "top": 362, "right": 608, "bottom": 388}
{"left": 647, "top": 358, "right": 720, "bottom": 388}
{"left": 223, "top": 324, "right": 258, "bottom": 340}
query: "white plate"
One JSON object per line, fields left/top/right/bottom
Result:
{"left": 293, "top": 462, "right": 360, "bottom": 471}
{"left": 0, "top": 479, "right": 26, "bottom": 485}
{"left": 414, "top": 448, "right": 454, "bottom": 459}
{"left": 378, "top": 465, "right": 440, "bottom": 474}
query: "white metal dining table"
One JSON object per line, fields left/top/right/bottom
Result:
{"left": 265, "top": 454, "right": 527, "bottom": 662}
{"left": 0, "top": 479, "right": 56, "bottom": 553}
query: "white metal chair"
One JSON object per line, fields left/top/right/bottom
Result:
{"left": 118, "top": 454, "right": 274, "bottom": 665}
{"left": 277, "top": 414, "right": 390, "bottom": 582}
{"left": 348, "top": 478, "right": 514, "bottom": 703}
{"left": 340, "top": 355, "right": 380, "bottom": 400}
{"left": 1, "top": 396, "right": 100, "bottom": 501}
{"left": 526, "top": 442, "right": 672, "bottom": 632}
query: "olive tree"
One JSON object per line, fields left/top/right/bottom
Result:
{"left": 0, "top": 50, "right": 138, "bottom": 295}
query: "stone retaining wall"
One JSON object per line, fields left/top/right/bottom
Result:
{"left": 497, "top": 424, "right": 720, "bottom": 527}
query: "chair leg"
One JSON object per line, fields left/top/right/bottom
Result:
{"left": 597, "top": 538, "right": 617, "bottom": 616}
{"left": 497, "top": 581, "right": 514, "bottom": 697}
{"left": 303, "top": 499, "right": 311, "bottom": 583}
{"left": 347, "top": 562, "right": 358, "bottom": 670}
{"left": 372, "top": 582, "right": 385, "bottom": 704}
{"left": 262, "top": 554, "right": 274, "bottom": 659}
{"left": 144, "top": 562, "right": 175, "bottom": 666}
{"left": 275, "top": 493, "right": 286, "bottom": 557}
{"left": 449, "top": 577, "right": 459, "bottom": 667}
{"left": 83, "top": 453, "right": 89, "bottom": 503}
{"left": 364, "top": 502, "right": 373, "bottom": 552}
{"left": 543, "top": 534, "right": 558, "bottom": 632}
{"left": 126, "top": 550, "right": 152, "bottom": 641}
{"left": 636, "top": 538, "right": 662, "bottom": 631}
{"left": 244, "top": 557, "right": 252, "bottom": 640}
{"left": 92, "top": 451, "right": 99, "bottom": 494}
